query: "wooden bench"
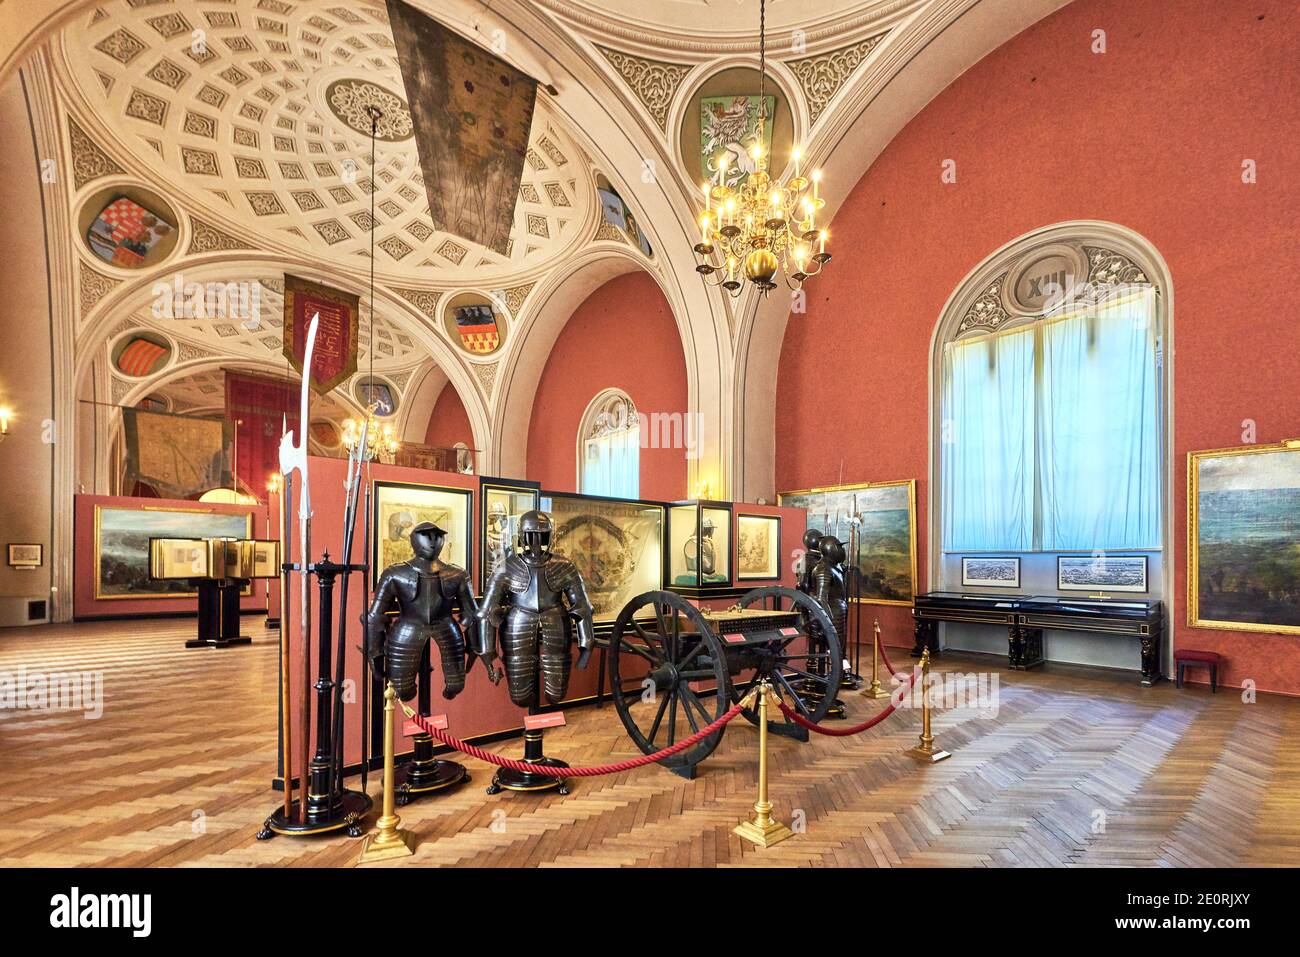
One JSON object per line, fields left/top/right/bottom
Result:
{"left": 1174, "top": 648, "right": 1221, "bottom": 692}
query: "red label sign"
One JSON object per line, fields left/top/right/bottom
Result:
{"left": 524, "top": 712, "right": 567, "bottom": 730}
{"left": 404, "top": 713, "right": 448, "bottom": 737}
{"left": 723, "top": 632, "right": 747, "bottom": 644}
{"left": 779, "top": 627, "right": 800, "bottom": 637}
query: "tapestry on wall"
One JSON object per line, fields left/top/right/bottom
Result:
{"left": 700, "top": 94, "right": 774, "bottom": 190}
{"left": 225, "top": 371, "right": 298, "bottom": 495}
{"left": 282, "top": 274, "right": 359, "bottom": 394}
{"left": 122, "top": 409, "right": 232, "bottom": 500}
{"left": 542, "top": 495, "right": 664, "bottom": 622}
{"left": 387, "top": 0, "right": 537, "bottom": 256}
{"left": 1189, "top": 441, "right": 1300, "bottom": 635}
{"left": 777, "top": 480, "right": 917, "bottom": 605}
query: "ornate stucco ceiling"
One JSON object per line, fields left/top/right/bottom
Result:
{"left": 60, "top": 0, "right": 593, "bottom": 286}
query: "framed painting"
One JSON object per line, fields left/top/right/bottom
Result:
{"left": 371, "top": 481, "right": 472, "bottom": 586}
{"left": 736, "top": 513, "right": 780, "bottom": 581}
{"left": 1057, "top": 554, "right": 1148, "bottom": 593}
{"left": 778, "top": 479, "right": 918, "bottom": 605}
{"left": 1189, "top": 440, "right": 1300, "bottom": 634}
{"left": 540, "top": 492, "right": 665, "bottom": 622}
{"left": 479, "top": 477, "right": 540, "bottom": 593}
{"left": 94, "top": 505, "right": 251, "bottom": 599}
{"left": 7, "top": 543, "right": 43, "bottom": 568}
{"left": 961, "top": 556, "right": 1020, "bottom": 589}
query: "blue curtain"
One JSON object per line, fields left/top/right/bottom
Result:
{"left": 940, "top": 290, "right": 1160, "bottom": 553}
{"left": 582, "top": 425, "right": 640, "bottom": 498}
{"left": 1038, "top": 291, "right": 1160, "bottom": 549}
{"left": 941, "top": 327, "right": 1036, "bottom": 551}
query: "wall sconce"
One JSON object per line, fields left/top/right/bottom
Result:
{"left": 0, "top": 406, "right": 11, "bottom": 442}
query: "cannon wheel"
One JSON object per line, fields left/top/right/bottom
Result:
{"left": 608, "top": 590, "right": 731, "bottom": 777}
{"left": 730, "top": 586, "right": 844, "bottom": 734}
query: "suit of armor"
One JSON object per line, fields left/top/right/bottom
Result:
{"left": 476, "top": 510, "right": 595, "bottom": 707}
{"left": 809, "top": 536, "right": 849, "bottom": 648}
{"left": 798, "top": 527, "right": 824, "bottom": 595}
{"left": 363, "top": 522, "right": 479, "bottom": 702}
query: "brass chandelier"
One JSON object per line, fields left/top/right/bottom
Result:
{"left": 694, "top": 0, "right": 830, "bottom": 297}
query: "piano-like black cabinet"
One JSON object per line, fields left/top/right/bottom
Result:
{"left": 911, "top": 591, "right": 1163, "bottom": 686}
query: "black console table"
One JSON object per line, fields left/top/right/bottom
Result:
{"left": 912, "top": 591, "right": 1163, "bottom": 686}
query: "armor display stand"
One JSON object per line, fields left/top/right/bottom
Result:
{"left": 486, "top": 678, "right": 570, "bottom": 796}
{"left": 258, "top": 555, "right": 372, "bottom": 838}
{"left": 393, "top": 639, "right": 468, "bottom": 804}
{"left": 840, "top": 563, "right": 862, "bottom": 689}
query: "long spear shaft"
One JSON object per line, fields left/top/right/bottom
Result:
{"left": 280, "top": 472, "right": 294, "bottom": 817}
{"left": 329, "top": 435, "right": 367, "bottom": 798}
{"left": 360, "top": 480, "right": 372, "bottom": 791}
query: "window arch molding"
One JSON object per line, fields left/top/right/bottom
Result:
{"left": 927, "top": 220, "right": 1175, "bottom": 621}
{"left": 576, "top": 387, "right": 641, "bottom": 497}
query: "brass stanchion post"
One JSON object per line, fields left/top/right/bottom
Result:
{"left": 863, "top": 618, "right": 891, "bottom": 699}
{"left": 734, "top": 681, "right": 794, "bottom": 847}
{"left": 358, "top": 682, "right": 417, "bottom": 863}
{"left": 906, "top": 648, "right": 951, "bottom": 763}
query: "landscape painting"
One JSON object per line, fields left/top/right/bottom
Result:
{"left": 95, "top": 506, "right": 250, "bottom": 600}
{"left": 1190, "top": 443, "right": 1300, "bottom": 634}
{"left": 1058, "top": 555, "right": 1148, "bottom": 593}
{"left": 779, "top": 480, "right": 917, "bottom": 605}
{"left": 962, "top": 556, "right": 1021, "bottom": 588}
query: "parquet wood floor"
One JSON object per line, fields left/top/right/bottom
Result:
{"left": 1, "top": 618, "right": 1297, "bottom": 868}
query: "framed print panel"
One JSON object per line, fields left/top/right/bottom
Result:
{"left": 961, "top": 556, "right": 1020, "bottom": 588}
{"left": 736, "top": 513, "right": 780, "bottom": 580}
{"left": 480, "top": 479, "right": 540, "bottom": 593}
{"left": 1057, "top": 554, "right": 1148, "bottom": 593}
{"left": 371, "top": 481, "right": 472, "bottom": 586}
{"left": 542, "top": 493, "right": 665, "bottom": 622}
{"left": 779, "top": 479, "right": 918, "bottom": 605}
{"left": 1189, "top": 441, "right": 1300, "bottom": 633}
{"left": 7, "top": 543, "right": 43, "bottom": 568}
{"left": 95, "top": 505, "right": 251, "bottom": 599}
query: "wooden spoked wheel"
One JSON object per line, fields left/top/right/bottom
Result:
{"left": 608, "top": 591, "right": 731, "bottom": 776}
{"left": 729, "top": 586, "right": 844, "bottom": 733}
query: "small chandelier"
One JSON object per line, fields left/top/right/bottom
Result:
{"left": 693, "top": 0, "right": 830, "bottom": 297}
{"left": 342, "top": 408, "right": 399, "bottom": 462}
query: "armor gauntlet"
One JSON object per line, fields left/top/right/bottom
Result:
{"left": 563, "top": 571, "right": 596, "bottom": 653}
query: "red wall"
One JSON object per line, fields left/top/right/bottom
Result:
{"left": 423, "top": 382, "right": 473, "bottom": 450}
{"left": 527, "top": 271, "right": 689, "bottom": 502}
{"left": 775, "top": 0, "right": 1300, "bottom": 691}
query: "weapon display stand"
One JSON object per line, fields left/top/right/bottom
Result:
{"left": 185, "top": 578, "right": 253, "bottom": 648}
{"left": 839, "top": 567, "right": 863, "bottom": 690}
{"left": 393, "top": 641, "right": 468, "bottom": 805}
{"left": 486, "top": 685, "right": 570, "bottom": 796}
{"left": 258, "top": 559, "right": 372, "bottom": 839}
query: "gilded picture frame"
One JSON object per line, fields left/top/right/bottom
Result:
{"left": 1188, "top": 439, "right": 1300, "bottom": 635}
{"left": 777, "top": 479, "right": 919, "bottom": 606}
{"left": 371, "top": 480, "right": 473, "bottom": 587}
{"left": 94, "top": 505, "right": 252, "bottom": 600}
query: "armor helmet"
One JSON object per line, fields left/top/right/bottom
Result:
{"left": 701, "top": 516, "right": 716, "bottom": 538}
{"left": 802, "top": 528, "right": 824, "bottom": 553}
{"left": 519, "top": 510, "right": 554, "bottom": 557}
{"left": 819, "top": 535, "right": 847, "bottom": 564}
{"left": 409, "top": 521, "right": 448, "bottom": 560}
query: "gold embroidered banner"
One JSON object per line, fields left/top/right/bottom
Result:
{"left": 282, "top": 274, "right": 359, "bottom": 394}
{"left": 387, "top": 0, "right": 537, "bottom": 256}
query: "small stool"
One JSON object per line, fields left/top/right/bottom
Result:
{"left": 1174, "top": 649, "right": 1221, "bottom": 692}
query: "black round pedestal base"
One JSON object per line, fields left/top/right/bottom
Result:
{"left": 186, "top": 636, "right": 252, "bottom": 649}
{"left": 394, "top": 758, "right": 468, "bottom": 805}
{"left": 255, "top": 790, "right": 372, "bottom": 840}
{"left": 486, "top": 757, "right": 569, "bottom": 796}
{"left": 839, "top": 672, "right": 862, "bottom": 690}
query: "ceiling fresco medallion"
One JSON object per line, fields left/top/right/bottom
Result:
{"left": 324, "top": 79, "right": 414, "bottom": 142}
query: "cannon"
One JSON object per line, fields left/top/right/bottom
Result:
{"left": 606, "top": 587, "right": 843, "bottom": 779}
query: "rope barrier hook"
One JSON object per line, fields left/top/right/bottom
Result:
{"left": 734, "top": 678, "right": 795, "bottom": 848}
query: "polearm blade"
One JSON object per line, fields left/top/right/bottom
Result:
{"left": 279, "top": 312, "right": 319, "bottom": 822}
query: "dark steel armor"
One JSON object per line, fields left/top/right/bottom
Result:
{"left": 476, "top": 510, "right": 595, "bottom": 707}
{"left": 799, "top": 527, "right": 824, "bottom": 594}
{"left": 809, "top": 536, "right": 849, "bottom": 647}
{"left": 363, "top": 522, "right": 479, "bottom": 702}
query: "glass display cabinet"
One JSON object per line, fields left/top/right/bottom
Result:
{"left": 668, "top": 500, "right": 733, "bottom": 594}
{"left": 479, "top": 476, "right": 541, "bottom": 594}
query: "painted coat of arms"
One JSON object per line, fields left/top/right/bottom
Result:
{"left": 700, "top": 94, "right": 774, "bottom": 190}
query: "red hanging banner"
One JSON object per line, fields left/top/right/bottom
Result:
{"left": 282, "top": 274, "right": 359, "bottom": 394}
{"left": 225, "top": 371, "right": 299, "bottom": 495}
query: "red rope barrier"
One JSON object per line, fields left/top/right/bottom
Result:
{"left": 403, "top": 698, "right": 751, "bottom": 778}
{"left": 776, "top": 671, "right": 918, "bottom": 737}
{"left": 877, "top": 630, "right": 899, "bottom": 679}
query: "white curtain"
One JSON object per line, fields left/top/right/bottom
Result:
{"left": 582, "top": 423, "right": 640, "bottom": 498}
{"left": 1038, "top": 291, "right": 1160, "bottom": 549}
{"left": 941, "top": 327, "right": 1036, "bottom": 551}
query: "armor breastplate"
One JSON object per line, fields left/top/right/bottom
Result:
{"left": 411, "top": 570, "right": 452, "bottom": 625}
{"left": 505, "top": 554, "right": 565, "bottom": 614}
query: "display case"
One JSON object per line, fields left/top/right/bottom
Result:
{"left": 150, "top": 537, "right": 281, "bottom": 580}
{"left": 479, "top": 476, "right": 541, "bottom": 593}
{"left": 370, "top": 480, "right": 473, "bottom": 586}
{"left": 539, "top": 491, "right": 666, "bottom": 623}
{"left": 668, "top": 500, "right": 732, "bottom": 593}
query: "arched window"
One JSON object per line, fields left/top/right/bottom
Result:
{"left": 579, "top": 389, "right": 640, "bottom": 497}
{"left": 932, "top": 224, "right": 1170, "bottom": 590}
